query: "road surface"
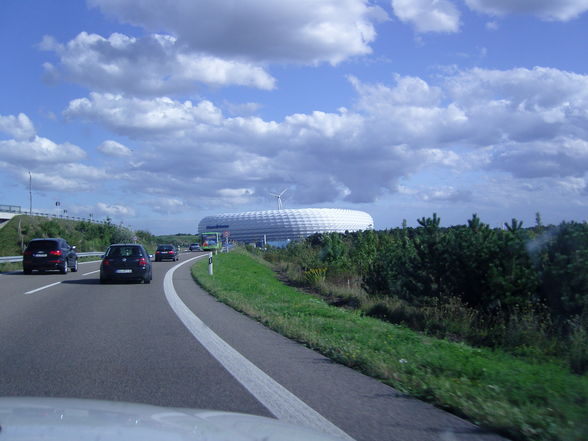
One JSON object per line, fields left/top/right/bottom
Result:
{"left": 0, "top": 253, "right": 508, "bottom": 441}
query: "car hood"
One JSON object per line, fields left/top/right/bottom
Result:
{"left": 0, "top": 397, "right": 346, "bottom": 441}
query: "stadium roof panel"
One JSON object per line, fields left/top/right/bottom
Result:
{"left": 198, "top": 208, "right": 374, "bottom": 243}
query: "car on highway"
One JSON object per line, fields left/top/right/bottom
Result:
{"left": 22, "top": 238, "right": 78, "bottom": 274}
{"left": 155, "top": 244, "right": 179, "bottom": 261}
{"left": 189, "top": 243, "right": 201, "bottom": 251}
{"left": 100, "top": 244, "right": 152, "bottom": 284}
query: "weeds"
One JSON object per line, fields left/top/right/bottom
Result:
{"left": 191, "top": 249, "right": 588, "bottom": 441}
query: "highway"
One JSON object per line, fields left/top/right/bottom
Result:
{"left": 0, "top": 253, "right": 507, "bottom": 441}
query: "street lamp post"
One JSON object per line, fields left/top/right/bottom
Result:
{"left": 28, "top": 171, "right": 32, "bottom": 215}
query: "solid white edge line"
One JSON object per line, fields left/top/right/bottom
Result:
{"left": 25, "top": 281, "right": 62, "bottom": 295}
{"left": 164, "top": 256, "right": 354, "bottom": 441}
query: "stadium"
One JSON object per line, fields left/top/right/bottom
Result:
{"left": 198, "top": 208, "right": 374, "bottom": 243}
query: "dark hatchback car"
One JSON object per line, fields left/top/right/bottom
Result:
{"left": 154, "top": 244, "right": 179, "bottom": 262}
{"left": 100, "top": 244, "right": 152, "bottom": 284}
{"left": 188, "top": 243, "right": 201, "bottom": 252}
{"left": 23, "top": 238, "right": 78, "bottom": 274}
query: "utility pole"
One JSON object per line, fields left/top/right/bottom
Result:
{"left": 28, "top": 171, "right": 32, "bottom": 215}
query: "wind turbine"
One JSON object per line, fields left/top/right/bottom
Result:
{"left": 270, "top": 188, "right": 288, "bottom": 210}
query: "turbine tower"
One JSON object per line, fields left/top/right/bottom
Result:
{"left": 270, "top": 188, "right": 288, "bottom": 210}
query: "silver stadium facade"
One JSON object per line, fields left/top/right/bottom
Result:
{"left": 198, "top": 208, "right": 374, "bottom": 243}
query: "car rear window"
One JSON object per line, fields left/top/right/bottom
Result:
{"left": 106, "top": 246, "right": 142, "bottom": 257}
{"left": 157, "top": 245, "right": 174, "bottom": 251}
{"left": 26, "top": 240, "right": 58, "bottom": 251}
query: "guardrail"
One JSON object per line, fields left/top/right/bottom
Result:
{"left": 0, "top": 251, "right": 104, "bottom": 264}
{"left": 0, "top": 210, "right": 108, "bottom": 224}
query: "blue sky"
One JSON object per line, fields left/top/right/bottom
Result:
{"left": 1, "top": 0, "right": 587, "bottom": 234}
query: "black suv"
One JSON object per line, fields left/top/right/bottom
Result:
{"left": 154, "top": 244, "right": 179, "bottom": 261}
{"left": 23, "top": 238, "right": 78, "bottom": 274}
{"left": 100, "top": 244, "right": 152, "bottom": 284}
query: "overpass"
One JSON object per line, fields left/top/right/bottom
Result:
{"left": 0, "top": 204, "right": 107, "bottom": 227}
{"left": 0, "top": 205, "right": 22, "bottom": 225}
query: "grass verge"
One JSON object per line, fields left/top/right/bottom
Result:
{"left": 192, "top": 248, "right": 588, "bottom": 441}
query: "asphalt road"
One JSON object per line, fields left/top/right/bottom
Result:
{"left": 0, "top": 253, "right": 508, "bottom": 441}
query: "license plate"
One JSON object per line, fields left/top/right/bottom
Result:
{"left": 115, "top": 269, "right": 132, "bottom": 273}
{"left": 34, "top": 253, "right": 47, "bottom": 257}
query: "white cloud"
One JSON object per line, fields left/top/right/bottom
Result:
{"left": 88, "top": 0, "right": 387, "bottom": 65}
{"left": 391, "top": 0, "right": 461, "bottom": 33}
{"left": 62, "top": 66, "right": 588, "bottom": 206}
{"left": 27, "top": 171, "right": 94, "bottom": 192}
{"left": 144, "top": 197, "right": 185, "bottom": 214}
{"left": 0, "top": 136, "right": 86, "bottom": 166}
{"left": 417, "top": 186, "right": 473, "bottom": 202}
{"left": 464, "top": 0, "right": 588, "bottom": 21}
{"left": 488, "top": 137, "right": 588, "bottom": 178}
{"left": 0, "top": 113, "right": 113, "bottom": 195}
{"left": 64, "top": 93, "right": 224, "bottom": 137}
{"left": 96, "top": 202, "right": 136, "bottom": 217}
{"left": 41, "top": 32, "right": 275, "bottom": 95}
{"left": 485, "top": 20, "right": 499, "bottom": 30}
{"left": 0, "top": 113, "right": 36, "bottom": 141}
{"left": 98, "top": 140, "right": 132, "bottom": 157}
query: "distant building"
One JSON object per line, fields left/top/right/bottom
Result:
{"left": 198, "top": 208, "right": 374, "bottom": 243}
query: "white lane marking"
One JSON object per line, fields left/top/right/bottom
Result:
{"left": 164, "top": 256, "right": 354, "bottom": 441}
{"left": 83, "top": 270, "right": 100, "bottom": 276}
{"left": 25, "top": 281, "right": 62, "bottom": 295}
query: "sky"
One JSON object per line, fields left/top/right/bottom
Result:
{"left": 1, "top": 0, "right": 587, "bottom": 234}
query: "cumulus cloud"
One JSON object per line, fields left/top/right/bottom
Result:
{"left": 96, "top": 202, "right": 136, "bottom": 217}
{"left": 27, "top": 171, "right": 95, "bottom": 192}
{"left": 488, "top": 137, "right": 588, "bottom": 178}
{"left": 464, "top": 0, "right": 588, "bottom": 21}
{"left": 98, "top": 140, "right": 133, "bottom": 157}
{"left": 64, "top": 93, "right": 224, "bottom": 137}
{"left": 144, "top": 197, "right": 185, "bottom": 214}
{"left": 0, "top": 136, "right": 86, "bottom": 166}
{"left": 40, "top": 32, "right": 275, "bottom": 95}
{"left": 0, "top": 113, "right": 36, "bottom": 141}
{"left": 0, "top": 113, "right": 114, "bottom": 195}
{"left": 417, "top": 186, "right": 473, "bottom": 202}
{"left": 88, "top": 0, "right": 387, "bottom": 64}
{"left": 391, "top": 0, "right": 461, "bottom": 33}
{"left": 62, "top": 66, "right": 588, "bottom": 206}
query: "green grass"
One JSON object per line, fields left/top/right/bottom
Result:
{"left": 192, "top": 248, "right": 588, "bottom": 441}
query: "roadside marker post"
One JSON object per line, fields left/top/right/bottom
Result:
{"left": 208, "top": 252, "right": 213, "bottom": 276}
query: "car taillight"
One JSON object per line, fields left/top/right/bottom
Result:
{"left": 169, "top": 251, "right": 175, "bottom": 254}
{"left": 155, "top": 251, "right": 160, "bottom": 254}
{"left": 102, "top": 259, "right": 110, "bottom": 266}
{"left": 23, "top": 251, "right": 32, "bottom": 256}
{"left": 49, "top": 250, "right": 62, "bottom": 256}
{"left": 138, "top": 257, "right": 147, "bottom": 266}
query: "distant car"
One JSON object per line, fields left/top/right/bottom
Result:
{"left": 155, "top": 244, "right": 179, "bottom": 261}
{"left": 23, "top": 238, "right": 78, "bottom": 274}
{"left": 100, "top": 244, "right": 152, "bottom": 284}
{"left": 188, "top": 243, "right": 201, "bottom": 252}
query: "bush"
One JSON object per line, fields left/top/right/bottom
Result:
{"left": 262, "top": 215, "right": 588, "bottom": 373}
